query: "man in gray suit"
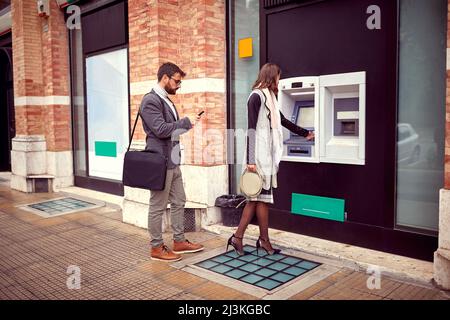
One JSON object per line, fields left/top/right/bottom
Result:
{"left": 140, "top": 62, "right": 204, "bottom": 262}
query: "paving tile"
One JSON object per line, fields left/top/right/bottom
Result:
{"left": 90, "top": 220, "right": 127, "bottom": 233}
{"left": 0, "top": 235, "right": 14, "bottom": 247}
{"left": 159, "top": 270, "right": 208, "bottom": 290}
{"left": 0, "top": 270, "right": 19, "bottom": 287}
{"left": 312, "top": 283, "right": 382, "bottom": 300}
{"left": 135, "top": 261, "right": 174, "bottom": 276}
{"left": 9, "top": 210, "right": 45, "bottom": 223}
{"left": 289, "top": 279, "right": 335, "bottom": 300}
{"left": 62, "top": 213, "right": 106, "bottom": 226}
{"left": 0, "top": 283, "right": 38, "bottom": 300}
{"left": 170, "top": 291, "right": 204, "bottom": 300}
{"left": 6, "top": 259, "right": 68, "bottom": 283}
{"left": 323, "top": 268, "right": 355, "bottom": 284}
{"left": 32, "top": 217, "right": 70, "bottom": 228}
{"left": 0, "top": 243, "right": 33, "bottom": 258}
{"left": 3, "top": 227, "right": 50, "bottom": 242}
{"left": 40, "top": 221, "right": 83, "bottom": 234}
{"left": 0, "top": 250, "right": 47, "bottom": 272}
{"left": 188, "top": 281, "right": 249, "bottom": 300}
{"left": 386, "top": 283, "right": 441, "bottom": 300}
{"left": 20, "top": 234, "right": 85, "bottom": 259}
{"left": 332, "top": 271, "right": 402, "bottom": 298}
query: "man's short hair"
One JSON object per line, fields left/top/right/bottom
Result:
{"left": 157, "top": 62, "right": 186, "bottom": 82}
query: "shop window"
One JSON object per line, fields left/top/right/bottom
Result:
{"left": 396, "top": 0, "right": 446, "bottom": 233}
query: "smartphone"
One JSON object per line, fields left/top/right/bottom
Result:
{"left": 198, "top": 111, "right": 205, "bottom": 116}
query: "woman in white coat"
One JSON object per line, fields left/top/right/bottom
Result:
{"left": 227, "top": 63, "right": 314, "bottom": 256}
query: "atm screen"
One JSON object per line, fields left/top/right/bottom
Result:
{"left": 297, "top": 107, "right": 314, "bottom": 128}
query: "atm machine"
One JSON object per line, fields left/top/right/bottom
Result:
{"left": 278, "top": 71, "right": 366, "bottom": 165}
{"left": 279, "top": 77, "right": 320, "bottom": 163}
{"left": 284, "top": 100, "right": 315, "bottom": 157}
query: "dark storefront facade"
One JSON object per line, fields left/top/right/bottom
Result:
{"left": 228, "top": 0, "right": 446, "bottom": 261}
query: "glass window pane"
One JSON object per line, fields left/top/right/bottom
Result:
{"left": 86, "top": 48, "right": 129, "bottom": 181}
{"left": 229, "top": 0, "right": 260, "bottom": 192}
{"left": 396, "top": 0, "right": 446, "bottom": 232}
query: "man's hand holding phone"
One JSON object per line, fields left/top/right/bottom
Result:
{"left": 188, "top": 110, "right": 205, "bottom": 126}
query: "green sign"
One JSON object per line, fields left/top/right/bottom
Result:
{"left": 95, "top": 141, "right": 117, "bottom": 158}
{"left": 291, "top": 193, "right": 345, "bottom": 222}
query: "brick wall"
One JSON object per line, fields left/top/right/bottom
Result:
{"left": 128, "top": 0, "right": 226, "bottom": 166}
{"left": 11, "top": 0, "right": 71, "bottom": 151}
{"left": 446, "top": 2, "right": 450, "bottom": 189}
{"left": 42, "top": 0, "right": 71, "bottom": 152}
{"left": 11, "top": 0, "right": 44, "bottom": 135}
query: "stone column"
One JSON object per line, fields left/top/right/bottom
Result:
{"left": 10, "top": 0, "right": 72, "bottom": 192}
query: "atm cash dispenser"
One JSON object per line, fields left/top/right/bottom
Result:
{"left": 278, "top": 77, "right": 320, "bottom": 163}
{"left": 278, "top": 72, "right": 365, "bottom": 165}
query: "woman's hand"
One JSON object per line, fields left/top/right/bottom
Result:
{"left": 247, "top": 164, "right": 257, "bottom": 173}
{"left": 306, "top": 131, "right": 315, "bottom": 141}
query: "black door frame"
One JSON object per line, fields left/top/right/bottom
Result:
{"left": 68, "top": 0, "right": 129, "bottom": 196}
{"left": 0, "top": 33, "right": 14, "bottom": 172}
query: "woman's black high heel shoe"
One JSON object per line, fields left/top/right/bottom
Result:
{"left": 226, "top": 234, "right": 244, "bottom": 256}
{"left": 256, "top": 237, "right": 281, "bottom": 256}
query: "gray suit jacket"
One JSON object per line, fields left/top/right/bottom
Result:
{"left": 139, "top": 89, "right": 192, "bottom": 169}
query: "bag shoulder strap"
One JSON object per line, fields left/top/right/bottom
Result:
{"left": 127, "top": 91, "right": 168, "bottom": 152}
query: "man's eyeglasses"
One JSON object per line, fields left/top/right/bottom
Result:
{"left": 170, "top": 77, "right": 182, "bottom": 85}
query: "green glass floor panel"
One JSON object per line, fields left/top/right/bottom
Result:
{"left": 225, "top": 269, "right": 248, "bottom": 279}
{"left": 284, "top": 266, "right": 308, "bottom": 276}
{"left": 195, "top": 245, "right": 321, "bottom": 291}
{"left": 197, "top": 260, "right": 219, "bottom": 269}
{"left": 265, "top": 253, "right": 285, "bottom": 261}
{"left": 252, "top": 257, "right": 275, "bottom": 267}
{"left": 255, "top": 279, "right": 281, "bottom": 290}
{"left": 238, "top": 254, "right": 259, "bottom": 263}
{"left": 270, "top": 272, "right": 295, "bottom": 283}
{"left": 255, "top": 268, "right": 277, "bottom": 277}
{"left": 224, "top": 259, "right": 247, "bottom": 268}
{"left": 239, "top": 263, "right": 261, "bottom": 273}
{"left": 241, "top": 274, "right": 264, "bottom": 284}
{"left": 267, "top": 262, "right": 290, "bottom": 271}
{"left": 28, "top": 197, "right": 96, "bottom": 215}
{"left": 211, "top": 255, "right": 233, "bottom": 263}
{"left": 210, "top": 264, "right": 233, "bottom": 274}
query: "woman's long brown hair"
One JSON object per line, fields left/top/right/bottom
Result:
{"left": 252, "top": 63, "right": 281, "bottom": 92}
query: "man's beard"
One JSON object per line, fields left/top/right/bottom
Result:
{"left": 165, "top": 84, "right": 177, "bottom": 95}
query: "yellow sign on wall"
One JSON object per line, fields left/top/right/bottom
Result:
{"left": 238, "top": 38, "right": 253, "bottom": 58}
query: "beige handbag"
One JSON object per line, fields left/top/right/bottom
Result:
{"left": 239, "top": 168, "right": 263, "bottom": 198}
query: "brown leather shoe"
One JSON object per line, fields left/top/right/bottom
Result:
{"left": 150, "top": 244, "right": 182, "bottom": 262}
{"left": 173, "top": 239, "right": 204, "bottom": 254}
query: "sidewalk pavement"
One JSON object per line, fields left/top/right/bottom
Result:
{"left": 0, "top": 181, "right": 449, "bottom": 300}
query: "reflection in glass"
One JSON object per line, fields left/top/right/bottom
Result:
{"left": 396, "top": 0, "right": 446, "bottom": 232}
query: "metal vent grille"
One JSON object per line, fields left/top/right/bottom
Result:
{"left": 263, "top": 0, "right": 295, "bottom": 9}
{"left": 184, "top": 208, "right": 196, "bottom": 232}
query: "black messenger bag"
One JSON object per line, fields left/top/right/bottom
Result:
{"left": 122, "top": 110, "right": 167, "bottom": 190}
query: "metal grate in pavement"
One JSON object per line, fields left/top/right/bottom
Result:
{"left": 195, "top": 245, "right": 321, "bottom": 291}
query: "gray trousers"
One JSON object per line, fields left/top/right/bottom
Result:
{"left": 148, "top": 166, "right": 186, "bottom": 248}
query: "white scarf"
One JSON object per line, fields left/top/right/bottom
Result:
{"left": 260, "top": 88, "right": 284, "bottom": 180}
